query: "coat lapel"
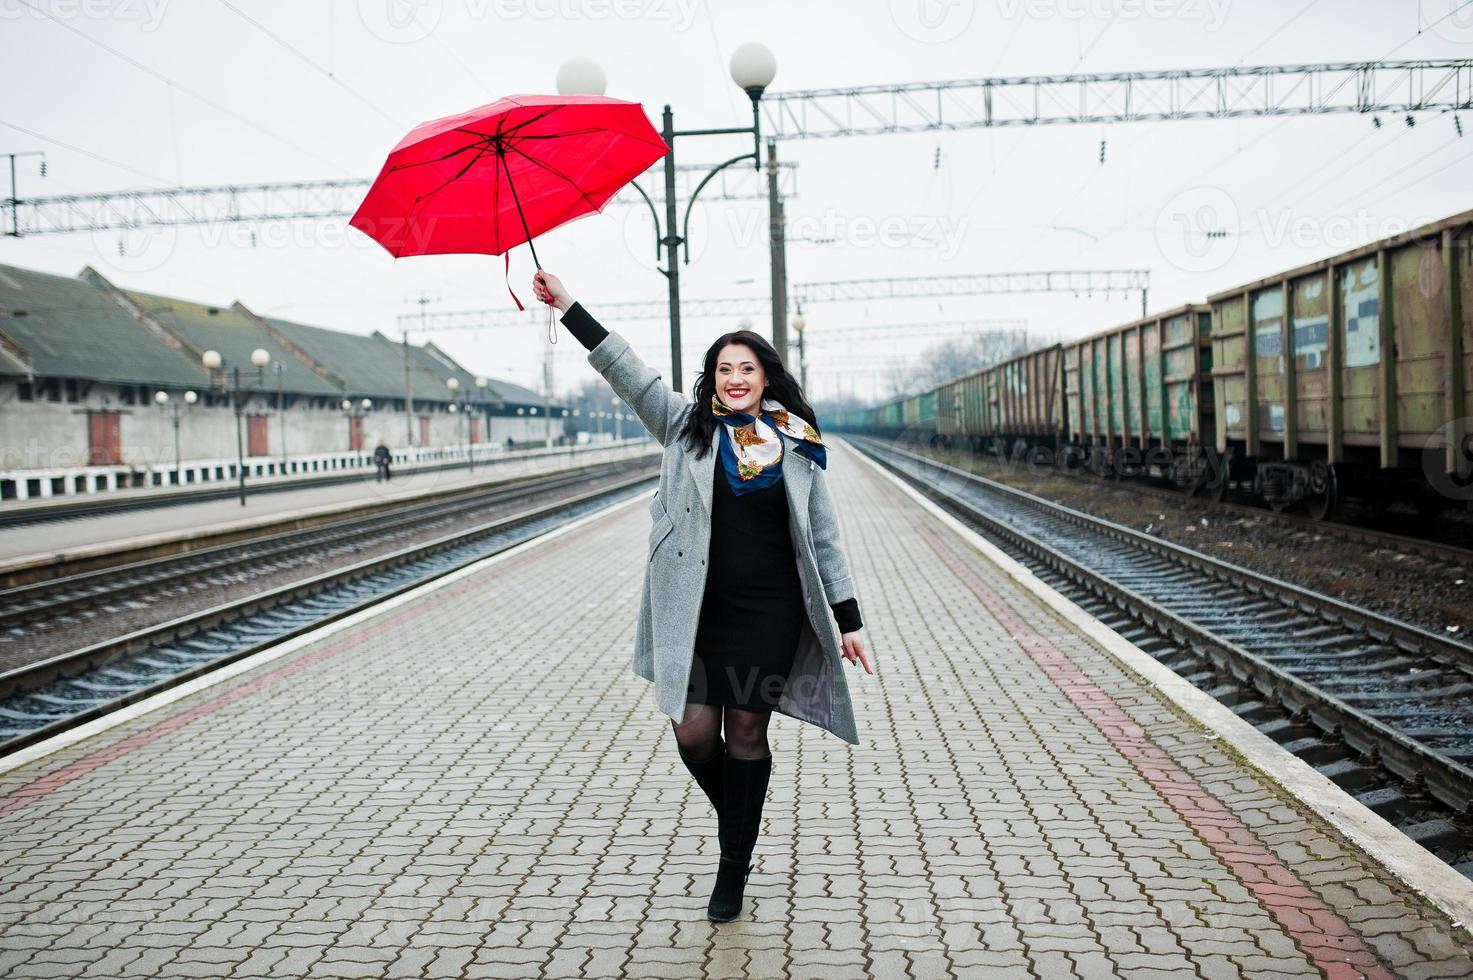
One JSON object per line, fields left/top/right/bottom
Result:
{"left": 686, "top": 425, "right": 720, "bottom": 517}
{"left": 782, "top": 432, "right": 813, "bottom": 525}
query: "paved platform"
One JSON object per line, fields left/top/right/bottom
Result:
{"left": 0, "top": 441, "right": 654, "bottom": 570}
{"left": 0, "top": 440, "right": 1469, "bottom": 979}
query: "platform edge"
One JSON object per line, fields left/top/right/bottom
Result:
{"left": 0, "top": 488, "right": 653, "bottom": 777}
{"left": 847, "top": 442, "right": 1473, "bottom": 931}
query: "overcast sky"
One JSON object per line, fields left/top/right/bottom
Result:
{"left": 2, "top": 0, "right": 1470, "bottom": 402}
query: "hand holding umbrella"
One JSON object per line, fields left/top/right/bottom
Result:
{"left": 532, "top": 271, "right": 573, "bottom": 314}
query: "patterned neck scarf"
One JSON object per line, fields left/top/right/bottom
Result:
{"left": 711, "top": 394, "right": 827, "bottom": 495}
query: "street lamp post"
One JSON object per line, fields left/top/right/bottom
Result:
{"left": 792, "top": 310, "right": 807, "bottom": 393}
{"left": 203, "top": 347, "right": 271, "bottom": 507}
{"left": 612, "top": 397, "right": 623, "bottom": 442}
{"left": 447, "top": 377, "right": 475, "bottom": 475}
{"left": 474, "top": 376, "right": 490, "bottom": 468}
{"left": 341, "top": 397, "right": 373, "bottom": 453}
{"left": 153, "top": 389, "right": 197, "bottom": 485}
{"left": 558, "top": 43, "right": 778, "bottom": 393}
{"left": 273, "top": 362, "right": 287, "bottom": 472}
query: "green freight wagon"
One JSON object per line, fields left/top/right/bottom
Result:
{"left": 880, "top": 399, "right": 904, "bottom": 432}
{"left": 936, "top": 378, "right": 961, "bottom": 439}
{"left": 901, "top": 394, "right": 921, "bottom": 428}
{"left": 917, "top": 390, "right": 936, "bottom": 431}
{"left": 1062, "top": 305, "right": 1212, "bottom": 481}
{"left": 1208, "top": 209, "right": 1471, "bottom": 518}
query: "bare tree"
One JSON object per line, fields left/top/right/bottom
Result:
{"left": 873, "top": 328, "right": 1039, "bottom": 402}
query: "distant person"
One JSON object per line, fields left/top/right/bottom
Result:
{"left": 534, "top": 269, "right": 872, "bottom": 924}
{"left": 506, "top": 435, "right": 515, "bottom": 451}
{"left": 373, "top": 440, "right": 392, "bottom": 482}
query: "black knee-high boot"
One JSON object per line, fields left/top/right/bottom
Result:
{"left": 677, "top": 738, "right": 726, "bottom": 813}
{"left": 707, "top": 752, "right": 772, "bottom": 922}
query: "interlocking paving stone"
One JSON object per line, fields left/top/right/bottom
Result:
{"left": 0, "top": 440, "right": 1470, "bottom": 978}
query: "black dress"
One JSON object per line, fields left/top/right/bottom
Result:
{"left": 558, "top": 302, "right": 863, "bottom": 711}
{"left": 688, "top": 447, "right": 807, "bottom": 710}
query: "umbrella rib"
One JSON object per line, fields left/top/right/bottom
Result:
{"left": 498, "top": 105, "right": 566, "bottom": 138}
{"left": 413, "top": 140, "right": 496, "bottom": 205}
{"left": 387, "top": 138, "right": 494, "bottom": 174}
{"left": 499, "top": 127, "right": 607, "bottom": 141}
{"left": 503, "top": 142, "right": 601, "bottom": 212}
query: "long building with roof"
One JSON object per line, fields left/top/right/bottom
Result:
{"left": 0, "top": 262, "right": 568, "bottom": 481}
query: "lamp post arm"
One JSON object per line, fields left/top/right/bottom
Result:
{"left": 681, "top": 151, "right": 756, "bottom": 265}
{"left": 626, "top": 179, "right": 663, "bottom": 261}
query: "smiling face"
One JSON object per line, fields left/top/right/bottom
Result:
{"left": 715, "top": 342, "right": 767, "bottom": 416}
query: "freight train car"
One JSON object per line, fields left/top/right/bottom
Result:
{"left": 1062, "top": 304, "right": 1215, "bottom": 485}
{"left": 987, "top": 344, "right": 1066, "bottom": 457}
{"left": 828, "top": 207, "right": 1470, "bottom": 521}
{"left": 1208, "top": 209, "right": 1471, "bottom": 518}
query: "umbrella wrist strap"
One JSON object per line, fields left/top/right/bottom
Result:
{"left": 504, "top": 251, "right": 558, "bottom": 345}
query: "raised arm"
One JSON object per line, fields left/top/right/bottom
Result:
{"left": 535, "top": 271, "right": 691, "bottom": 448}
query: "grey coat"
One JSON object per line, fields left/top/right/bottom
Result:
{"left": 586, "top": 327, "right": 863, "bottom": 745}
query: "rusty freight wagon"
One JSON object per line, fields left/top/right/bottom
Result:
{"left": 983, "top": 341, "right": 1066, "bottom": 456}
{"left": 1062, "top": 305, "right": 1214, "bottom": 483}
{"left": 1208, "top": 209, "right": 1471, "bottom": 519}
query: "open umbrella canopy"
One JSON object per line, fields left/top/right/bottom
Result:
{"left": 350, "top": 94, "right": 668, "bottom": 261}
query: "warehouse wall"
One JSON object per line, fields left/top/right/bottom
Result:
{"left": 0, "top": 380, "right": 555, "bottom": 472}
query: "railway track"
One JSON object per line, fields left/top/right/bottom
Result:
{"left": 0, "top": 443, "right": 639, "bottom": 530}
{"left": 0, "top": 471, "right": 655, "bottom": 757}
{"left": 859, "top": 436, "right": 1473, "bottom": 876}
{"left": 902, "top": 438, "right": 1473, "bottom": 571}
{"left": 0, "top": 464, "right": 638, "bottom": 635}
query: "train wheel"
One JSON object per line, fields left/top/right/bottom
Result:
{"left": 1209, "top": 473, "right": 1230, "bottom": 502}
{"left": 1305, "top": 462, "right": 1337, "bottom": 521}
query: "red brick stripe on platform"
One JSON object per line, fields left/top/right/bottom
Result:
{"left": 0, "top": 533, "right": 578, "bottom": 820}
{"left": 909, "top": 515, "right": 1391, "bottom": 980}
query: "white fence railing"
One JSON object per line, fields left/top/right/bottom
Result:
{"left": 0, "top": 436, "right": 649, "bottom": 503}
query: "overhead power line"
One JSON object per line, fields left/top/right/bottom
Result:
{"left": 2, "top": 163, "right": 799, "bottom": 237}
{"left": 397, "top": 270, "right": 1149, "bottom": 333}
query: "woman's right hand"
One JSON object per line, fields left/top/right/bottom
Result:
{"left": 533, "top": 271, "right": 573, "bottom": 313}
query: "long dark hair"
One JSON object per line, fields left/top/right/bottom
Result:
{"left": 678, "top": 329, "right": 821, "bottom": 460}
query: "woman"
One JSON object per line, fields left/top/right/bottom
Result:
{"left": 532, "top": 270, "right": 873, "bottom": 923}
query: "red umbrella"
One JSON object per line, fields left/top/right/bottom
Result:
{"left": 350, "top": 94, "right": 668, "bottom": 339}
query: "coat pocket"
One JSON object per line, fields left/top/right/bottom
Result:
{"left": 647, "top": 512, "right": 675, "bottom": 563}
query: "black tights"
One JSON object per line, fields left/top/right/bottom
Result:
{"left": 670, "top": 702, "right": 773, "bottom": 761}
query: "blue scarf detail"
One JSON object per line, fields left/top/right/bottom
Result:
{"left": 711, "top": 398, "right": 827, "bottom": 496}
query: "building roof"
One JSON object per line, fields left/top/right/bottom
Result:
{"left": 373, "top": 334, "right": 563, "bottom": 409}
{"left": 0, "top": 263, "right": 207, "bottom": 387}
{"left": 0, "top": 260, "right": 569, "bottom": 408}
{"left": 118, "top": 286, "right": 343, "bottom": 397}
{"left": 266, "top": 314, "right": 445, "bottom": 401}
{"left": 484, "top": 375, "right": 552, "bottom": 407}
